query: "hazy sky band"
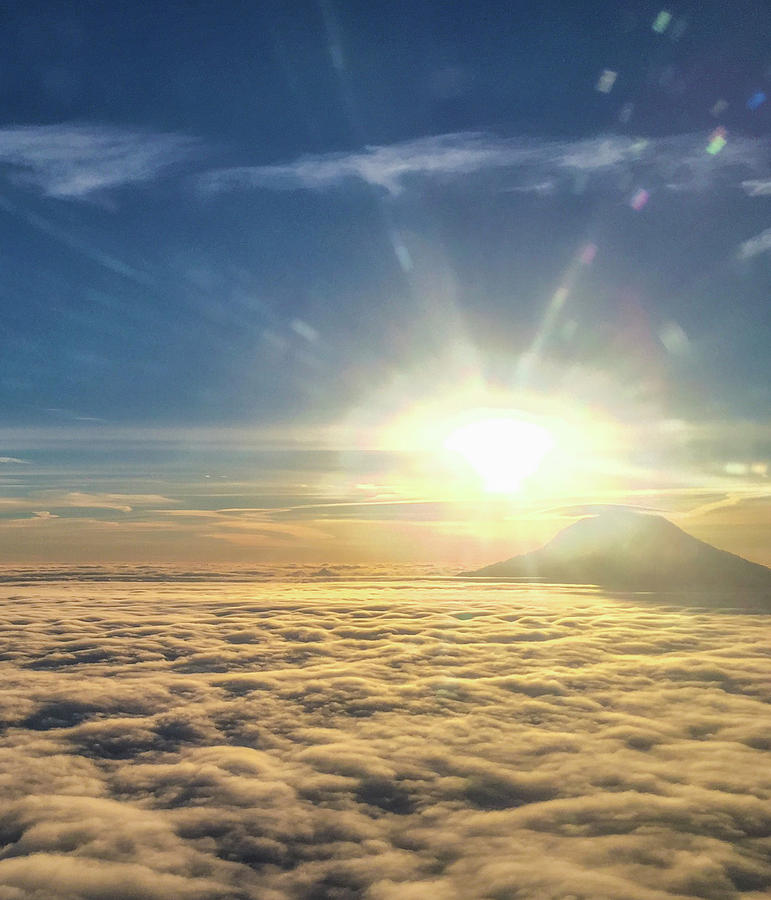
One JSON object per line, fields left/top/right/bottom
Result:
{"left": 0, "top": 0, "right": 769, "bottom": 563}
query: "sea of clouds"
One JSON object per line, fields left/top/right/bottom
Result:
{"left": 0, "top": 579, "right": 769, "bottom": 899}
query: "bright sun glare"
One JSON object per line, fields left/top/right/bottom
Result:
{"left": 443, "top": 416, "right": 555, "bottom": 493}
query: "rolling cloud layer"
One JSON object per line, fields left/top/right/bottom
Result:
{"left": 0, "top": 580, "right": 769, "bottom": 898}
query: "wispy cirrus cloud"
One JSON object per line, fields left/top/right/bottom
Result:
{"left": 737, "top": 226, "right": 771, "bottom": 259}
{"left": 199, "top": 131, "right": 770, "bottom": 197}
{"left": 0, "top": 124, "right": 200, "bottom": 199}
{"left": 0, "top": 124, "right": 767, "bottom": 207}
{"left": 741, "top": 179, "right": 771, "bottom": 196}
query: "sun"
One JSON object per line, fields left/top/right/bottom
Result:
{"left": 443, "top": 415, "right": 555, "bottom": 493}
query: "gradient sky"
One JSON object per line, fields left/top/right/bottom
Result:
{"left": 0, "top": 0, "right": 769, "bottom": 565}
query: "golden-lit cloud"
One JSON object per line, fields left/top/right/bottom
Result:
{"left": 0, "top": 491, "right": 177, "bottom": 513}
{"left": 0, "top": 406, "right": 767, "bottom": 566}
{"left": 0, "top": 580, "right": 769, "bottom": 897}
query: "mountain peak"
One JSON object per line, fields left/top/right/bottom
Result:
{"left": 462, "top": 509, "right": 771, "bottom": 594}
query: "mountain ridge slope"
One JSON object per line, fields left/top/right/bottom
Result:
{"left": 461, "top": 510, "right": 771, "bottom": 592}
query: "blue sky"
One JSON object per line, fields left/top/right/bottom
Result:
{"left": 0, "top": 0, "right": 769, "bottom": 564}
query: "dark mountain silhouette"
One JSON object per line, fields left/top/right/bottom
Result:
{"left": 461, "top": 509, "right": 771, "bottom": 592}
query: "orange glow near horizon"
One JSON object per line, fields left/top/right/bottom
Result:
{"left": 349, "top": 378, "right": 631, "bottom": 506}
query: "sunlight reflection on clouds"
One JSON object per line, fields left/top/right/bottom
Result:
{"left": 0, "top": 580, "right": 769, "bottom": 898}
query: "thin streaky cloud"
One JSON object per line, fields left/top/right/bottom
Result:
{"left": 0, "top": 198, "right": 155, "bottom": 287}
{"left": 21, "top": 209, "right": 154, "bottom": 285}
{"left": 0, "top": 492, "right": 178, "bottom": 514}
{"left": 741, "top": 179, "right": 771, "bottom": 196}
{"left": 199, "top": 131, "right": 770, "bottom": 197}
{"left": 0, "top": 457, "right": 29, "bottom": 464}
{"left": 681, "top": 490, "right": 771, "bottom": 519}
{"left": 200, "top": 132, "right": 527, "bottom": 194}
{"left": 0, "top": 123, "right": 200, "bottom": 199}
{"left": 737, "top": 227, "right": 771, "bottom": 259}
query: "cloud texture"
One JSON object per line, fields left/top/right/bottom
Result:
{"left": 200, "top": 131, "right": 770, "bottom": 197}
{"left": 0, "top": 124, "right": 199, "bottom": 198}
{"left": 737, "top": 227, "right": 771, "bottom": 260}
{"left": 0, "top": 579, "right": 769, "bottom": 898}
